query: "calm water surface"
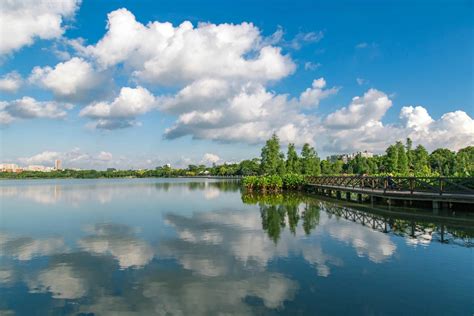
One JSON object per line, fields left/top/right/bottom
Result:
{"left": 0, "top": 178, "right": 473, "bottom": 315}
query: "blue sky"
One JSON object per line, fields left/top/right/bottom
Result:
{"left": 0, "top": 0, "right": 472, "bottom": 169}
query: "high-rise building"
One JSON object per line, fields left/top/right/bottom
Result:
{"left": 55, "top": 159, "right": 62, "bottom": 170}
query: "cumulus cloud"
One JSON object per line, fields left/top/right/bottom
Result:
{"left": 19, "top": 151, "right": 60, "bottom": 165}
{"left": 0, "top": 97, "right": 73, "bottom": 124}
{"left": 201, "top": 153, "right": 220, "bottom": 165}
{"left": 0, "top": 0, "right": 80, "bottom": 55}
{"left": 29, "top": 57, "right": 109, "bottom": 102}
{"left": 17, "top": 148, "right": 122, "bottom": 170}
{"left": 321, "top": 89, "right": 474, "bottom": 153}
{"left": 325, "top": 89, "right": 392, "bottom": 129}
{"left": 81, "top": 8, "right": 295, "bottom": 84}
{"left": 97, "top": 151, "right": 113, "bottom": 161}
{"left": 0, "top": 72, "right": 22, "bottom": 92}
{"left": 399, "top": 106, "right": 434, "bottom": 132}
{"left": 162, "top": 79, "right": 336, "bottom": 145}
{"left": 299, "top": 78, "right": 338, "bottom": 107}
{"left": 80, "top": 86, "right": 156, "bottom": 129}
{"left": 403, "top": 109, "right": 474, "bottom": 151}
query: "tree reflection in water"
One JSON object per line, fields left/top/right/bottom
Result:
{"left": 242, "top": 193, "right": 320, "bottom": 243}
{"left": 242, "top": 191, "right": 474, "bottom": 247}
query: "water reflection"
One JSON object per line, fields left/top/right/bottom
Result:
{"left": 242, "top": 192, "right": 474, "bottom": 250}
{"left": 0, "top": 179, "right": 240, "bottom": 206}
{"left": 0, "top": 232, "right": 66, "bottom": 261}
{"left": 0, "top": 180, "right": 473, "bottom": 315}
{"left": 78, "top": 223, "right": 154, "bottom": 269}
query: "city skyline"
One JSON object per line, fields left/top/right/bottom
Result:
{"left": 0, "top": 0, "right": 473, "bottom": 170}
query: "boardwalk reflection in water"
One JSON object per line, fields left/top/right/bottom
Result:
{"left": 0, "top": 179, "right": 472, "bottom": 315}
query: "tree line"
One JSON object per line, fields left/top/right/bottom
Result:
{"left": 246, "top": 134, "right": 473, "bottom": 177}
{"left": 1, "top": 134, "right": 472, "bottom": 179}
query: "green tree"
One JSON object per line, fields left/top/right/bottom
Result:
{"left": 396, "top": 141, "right": 409, "bottom": 175}
{"left": 260, "top": 133, "right": 285, "bottom": 175}
{"left": 430, "top": 148, "right": 455, "bottom": 176}
{"left": 455, "top": 146, "right": 474, "bottom": 176}
{"left": 238, "top": 158, "right": 260, "bottom": 176}
{"left": 320, "top": 160, "right": 332, "bottom": 175}
{"left": 350, "top": 154, "right": 370, "bottom": 175}
{"left": 384, "top": 144, "right": 398, "bottom": 173}
{"left": 300, "top": 143, "right": 321, "bottom": 175}
{"left": 412, "top": 145, "right": 431, "bottom": 175}
{"left": 406, "top": 138, "right": 413, "bottom": 171}
{"left": 286, "top": 143, "right": 300, "bottom": 173}
{"left": 332, "top": 159, "right": 344, "bottom": 174}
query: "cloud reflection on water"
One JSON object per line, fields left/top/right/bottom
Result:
{"left": 1, "top": 180, "right": 471, "bottom": 315}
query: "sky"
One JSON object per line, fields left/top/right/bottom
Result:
{"left": 0, "top": 0, "right": 472, "bottom": 169}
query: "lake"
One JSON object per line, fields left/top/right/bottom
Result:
{"left": 0, "top": 178, "right": 473, "bottom": 315}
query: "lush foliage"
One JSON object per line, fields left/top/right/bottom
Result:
{"left": 242, "top": 173, "right": 305, "bottom": 192}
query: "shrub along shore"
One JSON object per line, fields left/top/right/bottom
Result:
{"left": 242, "top": 174, "right": 305, "bottom": 192}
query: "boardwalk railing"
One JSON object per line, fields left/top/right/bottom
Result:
{"left": 305, "top": 176, "right": 474, "bottom": 196}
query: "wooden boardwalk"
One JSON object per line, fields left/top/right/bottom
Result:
{"left": 305, "top": 176, "right": 474, "bottom": 207}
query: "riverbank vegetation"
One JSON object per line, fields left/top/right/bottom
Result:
{"left": 1, "top": 134, "right": 472, "bottom": 179}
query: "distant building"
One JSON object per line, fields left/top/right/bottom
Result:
{"left": 328, "top": 151, "right": 375, "bottom": 164}
{"left": 55, "top": 159, "right": 62, "bottom": 170}
{"left": 328, "top": 155, "right": 340, "bottom": 163}
{"left": 0, "top": 163, "right": 21, "bottom": 172}
{"left": 107, "top": 168, "right": 117, "bottom": 172}
{"left": 164, "top": 163, "right": 171, "bottom": 168}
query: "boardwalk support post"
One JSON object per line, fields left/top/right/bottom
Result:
{"left": 432, "top": 201, "right": 439, "bottom": 213}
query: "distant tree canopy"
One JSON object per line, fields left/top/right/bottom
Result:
{"left": 2, "top": 137, "right": 472, "bottom": 179}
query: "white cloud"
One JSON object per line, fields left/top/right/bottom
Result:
{"left": 19, "top": 151, "right": 60, "bottom": 165}
{"left": 0, "top": 97, "right": 73, "bottom": 124}
{"left": 162, "top": 79, "right": 336, "bottom": 145}
{"left": 0, "top": 111, "right": 14, "bottom": 124}
{"left": 29, "top": 57, "right": 108, "bottom": 102}
{"left": 97, "top": 151, "right": 113, "bottom": 161}
{"left": 324, "top": 89, "right": 392, "bottom": 129}
{"left": 80, "top": 86, "right": 156, "bottom": 129}
{"left": 0, "top": 72, "right": 22, "bottom": 92}
{"left": 17, "top": 148, "right": 124, "bottom": 170}
{"left": 0, "top": 0, "right": 80, "bottom": 55}
{"left": 356, "top": 42, "right": 368, "bottom": 49}
{"left": 289, "top": 31, "right": 324, "bottom": 50}
{"left": 404, "top": 109, "right": 474, "bottom": 151}
{"left": 81, "top": 8, "right": 295, "bottom": 84}
{"left": 304, "top": 61, "right": 321, "bottom": 71}
{"left": 202, "top": 153, "right": 220, "bottom": 165}
{"left": 400, "top": 106, "right": 434, "bottom": 132}
{"left": 299, "top": 78, "right": 338, "bottom": 107}
{"left": 321, "top": 89, "right": 474, "bottom": 153}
